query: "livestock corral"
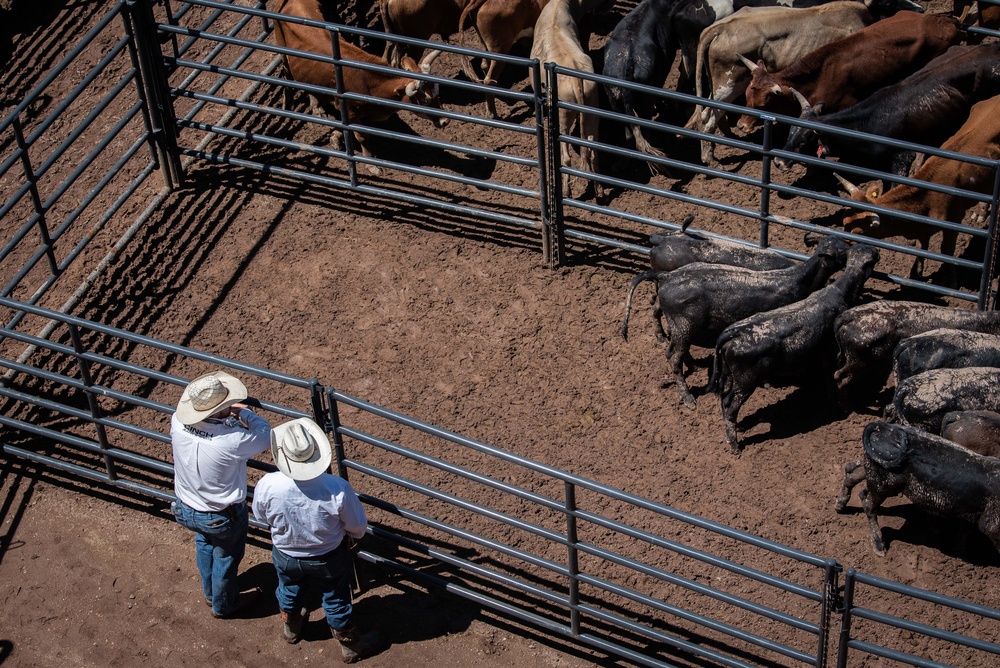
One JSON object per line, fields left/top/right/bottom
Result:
{"left": 3, "top": 0, "right": 1000, "bottom": 666}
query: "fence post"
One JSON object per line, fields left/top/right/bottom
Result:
{"left": 983, "top": 163, "right": 1000, "bottom": 310}
{"left": 329, "top": 28, "right": 359, "bottom": 186}
{"left": 834, "top": 568, "right": 856, "bottom": 668}
{"left": 125, "top": 0, "right": 183, "bottom": 190}
{"left": 759, "top": 119, "right": 774, "bottom": 249}
{"left": 564, "top": 482, "right": 581, "bottom": 637}
{"left": 325, "top": 386, "right": 350, "bottom": 481}
{"left": 66, "top": 323, "right": 117, "bottom": 481}
{"left": 542, "top": 62, "right": 565, "bottom": 268}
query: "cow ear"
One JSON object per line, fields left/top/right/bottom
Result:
{"left": 868, "top": 181, "right": 884, "bottom": 200}
{"left": 813, "top": 102, "right": 825, "bottom": 115}
{"left": 394, "top": 84, "right": 407, "bottom": 98}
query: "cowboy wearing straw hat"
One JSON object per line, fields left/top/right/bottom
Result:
{"left": 252, "top": 417, "right": 387, "bottom": 662}
{"left": 170, "top": 370, "right": 272, "bottom": 618}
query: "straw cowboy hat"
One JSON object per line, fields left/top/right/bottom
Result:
{"left": 175, "top": 370, "right": 248, "bottom": 425}
{"left": 270, "top": 417, "right": 332, "bottom": 481}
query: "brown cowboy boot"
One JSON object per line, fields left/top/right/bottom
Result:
{"left": 331, "top": 624, "right": 387, "bottom": 663}
{"left": 280, "top": 608, "right": 307, "bottom": 644}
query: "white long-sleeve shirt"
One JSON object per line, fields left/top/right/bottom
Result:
{"left": 171, "top": 409, "right": 271, "bottom": 512}
{"left": 252, "top": 471, "right": 368, "bottom": 558}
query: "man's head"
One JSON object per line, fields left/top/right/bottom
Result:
{"left": 176, "top": 371, "right": 248, "bottom": 425}
{"left": 270, "top": 418, "right": 332, "bottom": 481}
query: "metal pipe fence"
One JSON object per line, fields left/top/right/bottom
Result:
{"left": 3, "top": 1, "right": 1000, "bottom": 666}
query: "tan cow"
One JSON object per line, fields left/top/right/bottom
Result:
{"left": 529, "top": 0, "right": 604, "bottom": 200}
{"left": 274, "top": 0, "right": 447, "bottom": 174}
{"left": 686, "top": 1, "right": 873, "bottom": 167}
{"left": 835, "top": 94, "right": 1000, "bottom": 280}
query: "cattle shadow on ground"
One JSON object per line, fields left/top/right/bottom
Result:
{"left": 870, "top": 506, "right": 1000, "bottom": 567}
{"left": 732, "top": 382, "right": 845, "bottom": 450}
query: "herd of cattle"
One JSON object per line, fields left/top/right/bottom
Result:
{"left": 261, "top": 1, "right": 1000, "bottom": 556}
{"left": 620, "top": 216, "right": 1000, "bottom": 557}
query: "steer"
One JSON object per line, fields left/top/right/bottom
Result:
{"left": 832, "top": 93, "right": 1000, "bottom": 281}
{"left": 835, "top": 421, "right": 1000, "bottom": 556}
{"left": 686, "top": 1, "right": 872, "bottom": 167}
{"left": 833, "top": 301, "right": 1000, "bottom": 411}
{"left": 274, "top": 0, "right": 446, "bottom": 174}
{"left": 601, "top": 0, "right": 682, "bottom": 173}
{"left": 941, "top": 410, "right": 1000, "bottom": 457}
{"left": 379, "top": 0, "right": 468, "bottom": 73}
{"left": 892, "top": 328, "right": 1000, "bottom": 387}
{"left": 621, "top": 234, "right": 850, "bottom": 407}
{"left": 885, "top": 366, "right": 1000, "bottom": 433}
{"left": 776, "top": 42, "right": 1000, "bottom": 177}
{"left": 530, "top": 0, "right": 605, "bottom": 200}
{"left": 710, "top": 243, "right": 880, "bottom": 451}
{"left": 735, "top": 11, "right": 961, "bottom": 134}
{"left": 647, "top": 214, "right": 795, "bottom": 274}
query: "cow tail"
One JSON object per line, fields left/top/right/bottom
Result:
{"left": 459, "top": 0, "right": 491, "bottom": 84}
{"left": 620, "top": 271, "right": 662, "bottom": 341}
{"left": 685, "top": 32, "right": 716, "bottom": 130}
{"left": 707, "top": 329, "right": 732, "bottom": 395}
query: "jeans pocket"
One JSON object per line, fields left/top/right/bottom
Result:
{"left": 203, "top": 516, "right": 226, "bottom": 530}
{"left": 170, "top": 500, "right": 181, "bottom": 516}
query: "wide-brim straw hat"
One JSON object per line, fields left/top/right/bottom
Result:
{"left": 270, "top": 417, "right": 332, "bottom": 481}
{"left": 175, "top": 370, "right": 248, "bottom": 425}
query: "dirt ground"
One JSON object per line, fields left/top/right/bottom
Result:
{"left": 3, "top": 0, "right": 1000, "bottom": 667}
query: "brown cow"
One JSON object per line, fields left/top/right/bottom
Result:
{"left": 274, "top": 0, "right": 447, "bottom": 175}
{"left": 379, "top": 0, "right": 468, "bottom": 73}
{"left": 529, "top": 0, "right": 604, "bottom": 199}
{"left": 834, "top": 93, "right": 1000, "bottom": 280}
{"left": 735, "top": 11, "right": 962, "bottom": 134}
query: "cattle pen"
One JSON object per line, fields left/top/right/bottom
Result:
{"left": 2, "top": 0, "right": 1000, "bottom": 666}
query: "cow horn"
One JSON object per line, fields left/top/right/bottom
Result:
{"left": 405, "top": 80, "right": 419, "bottom": 97}
{"left": 834, "top": 173, "right": 862, "bottom": 195}
{"left": 789, "top": 87, "right": 811, "bottom": 113}
{"left": 737, "top": 54, "right": 758, "bottom": 73}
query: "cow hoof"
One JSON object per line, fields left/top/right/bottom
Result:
{"left": 682, "top": 394, "right": 696, "bottom": 409}
{"left": 834, "top": 500, "right": 847, "bottom": 513}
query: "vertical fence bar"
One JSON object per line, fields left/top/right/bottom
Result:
{"left": 66, "top": 323, "right": 117, "bottom": 481}
{"left": 126, "top": 0, "right": 182, "bottom": 189}
{"left": 12, "top": 119, "right": 59, "bottom": 278}
{"left": 119, "top": 2, "right": 162, "bottom": 181}
{"left": 542, "top": 62, "right": 564, "bottom": 268}
{"left": 835, "top": 569, "right": 856, "bottom": 668}
{"left": 564, "top": 481, "right": 581, "bottom": 637}
{"left": 759, "top": 119, "right": 774, "bottom": 249}
{"left": 329, "top": 28, "right": 359, "bottom": 187}
{"left": 982, "top": 163, "right": 1000, "bottom": 310}
{"left": 816, "top": 561, "right": 841, "bottom": 668}
{"left": 326, "top": 386, "right": 349, "bottom": 481}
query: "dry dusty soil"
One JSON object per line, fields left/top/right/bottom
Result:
{"left": 2, "top": 0, "right": 1000, "bottom": 667}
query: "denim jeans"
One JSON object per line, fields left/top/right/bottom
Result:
{"left": 272, "top": 542, "right": 354, "bottom": 631}
{"left": 171, "top": 499, "right": 248, "bottom": 616}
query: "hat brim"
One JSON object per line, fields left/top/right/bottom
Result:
{"left": 175, "top": 371, "right": 249, "bottom": 425}
{"left": 270, "top": 418, "right": 333, "bottom": 481}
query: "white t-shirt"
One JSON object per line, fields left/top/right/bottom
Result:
{"left": 171, "top": 409, "right": 271, "bottom": 512}
{"left": 252, "top": 471, "right": 368, "bottom": 558}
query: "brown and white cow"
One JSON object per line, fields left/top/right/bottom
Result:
{"left": 735, "top": 11, "right": 962, "bottom": 134}
{"left": 529, "top": 0, "right": 604, "bottom": 199}
{"left": 274, "top": 0, "right": 447, "bottom": 174}
{"left": 686, "top": 1, "right": 873, "bottom": 167}
{"left": 834, "top": 93, "right": 1000, "bottom": 279}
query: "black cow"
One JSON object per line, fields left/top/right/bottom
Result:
{"left": 648, "top": 214, "right": 795, "bottom": 273}
{"left": 710, "top": 243, "right": 879, "bottom": 451}
{"left": 777, "top": 42, "right": 1000, "bottom": 176}
{"left": 833, "top": 301, "right": 1000, "bottom": 411}
{"left": 621, "top": 234, "right": 850, "bottom": 407}
{"left": 836, "top": 421, "right": 1000, "bottom": 556}
{"left": 892, "top": 328, "right": 1000, "bottom": 387}
{"left": 602, "top": 0, "right": 682, "bottom": 172}
{"left": 941, "top": 410, "right": 1000, "bottom": 457}
{"left": 886, "top": 366, "right": 1000, "bottom": 433}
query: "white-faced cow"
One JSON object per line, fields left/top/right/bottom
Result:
{"left": 530, "top": 0, "right": 605, "bottom": 200}
{"left": 686, "top": 1, "right": 873, "bottom": 167}
{"left": 274, "top": 0, "right": 447, "bottom": 174}
{"left": 836, "top": 421, "right": 1000, "bottom": 557}
{"left": 832, "top": 93, "right": 1000, "bottom": 280}
{"left": 777, "top": 42, "right": 1000, "bottom": 177}
{"left": 735, "top": 11, "right": 962, "bottom": 134}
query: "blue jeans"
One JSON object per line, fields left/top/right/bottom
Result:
{"left": 272, "top": 542, "right": 354, "bottom": 631}
{"left": 171, "top": 499, "right": 248, "bottom": 616}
